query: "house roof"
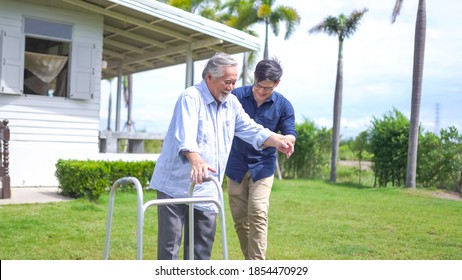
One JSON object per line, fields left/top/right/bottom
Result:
{"left": 61, "top": 0, "right": 261, "bottom": 79}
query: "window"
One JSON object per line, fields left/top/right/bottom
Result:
{"left": 23, "top": 18, "right": 72, "bottom": 97}
{"left": 1, "top": 17, "right": 95, "bottom": 99}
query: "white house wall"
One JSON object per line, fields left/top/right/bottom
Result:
{"left": 0, "top": 0, "right": 104, "bottom": 187}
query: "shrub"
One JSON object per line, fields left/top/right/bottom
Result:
{"left": 368, "top": 108, "right": 410, "bottom": 187}
{"left": 103, "top": 160, "right": 156, "bottom": 191}
{"left": 55, "top": 160, "right": 110, "bottom": 202}
{"left": 55, "top": 159, "right": 156, "bottom": 201}
{"left": 280, "top": 119, "right": 331, "bottom": 179}
{"left": 418, "top": 126, "right": 462, "bottom": 191}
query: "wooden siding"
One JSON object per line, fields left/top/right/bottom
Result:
{"left": 0, "top": 95, "right": 100, "bottom": 143}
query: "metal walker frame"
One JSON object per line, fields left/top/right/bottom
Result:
{"left": 103, "top": 176, "right": 228, "bottom": 260}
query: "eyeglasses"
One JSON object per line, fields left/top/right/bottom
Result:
{"left": 254, "top": 82, "right": 275, "bottom": 92}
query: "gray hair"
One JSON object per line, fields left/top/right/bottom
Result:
{"left": 202, "top": 52, "right": 238, "bottom": 79}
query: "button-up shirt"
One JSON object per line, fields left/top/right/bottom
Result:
{"left": 226, "top": 85, "right": 297, "bottom": 183}
{"left": 149, "top": 80, "right": 274, "bottom": 212}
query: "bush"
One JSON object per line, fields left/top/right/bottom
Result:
{"left": 103, "top": 160, "right": 156, "bottom": 190}
{"left": 55, "top": 159, "right": 156, "bottom": 201}
{"left": 368, "top": 108, "right": 410, "bottom": 187}
{"left": 280, "top": 119, "right": 331, "bottom": 179}
{"left": 418, "top": 126, "right": 462, "bottom": 191}
{"left": 364, "top": 108, "right": 461, "bottom": 190}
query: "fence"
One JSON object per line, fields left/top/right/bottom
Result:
{"left": 99, "top": 131, "right": 164, "bottom": 153}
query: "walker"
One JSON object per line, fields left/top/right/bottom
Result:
{"left": 103, "top": 176, "right": 228, "bottom": 260}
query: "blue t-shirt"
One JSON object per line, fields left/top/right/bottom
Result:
{"left": 225, "top": 85, "right": 297, "bottom": 183}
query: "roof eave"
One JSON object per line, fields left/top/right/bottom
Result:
{"left": 109, "top": 0, "right": 261, "bottom": 52}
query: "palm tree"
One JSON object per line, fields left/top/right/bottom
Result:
{"left": 391, "top": 0, "right": 427, "bottom": 189}
{"left": 221, "top": 0, "right": 259, "bottom": 85}
{"left": 309, "top": 8, "right": 368, "bottom": 183}
{"left": 160, "top": 1, "right": 300, "bottom": 86}
{"left": 256, "top": 0, "right": 300, "bottom": 60}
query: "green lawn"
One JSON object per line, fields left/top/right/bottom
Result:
{"left": 0, "top": 179, "right": 460, "bottom": 260}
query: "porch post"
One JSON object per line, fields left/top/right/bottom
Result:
{"left": 115, "top": 60, "right": 123, "bottom": 132}
{"left": 185, "top": 43, "right": 194, "bottom": 88}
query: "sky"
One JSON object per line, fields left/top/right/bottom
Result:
{"left": 100, "top": 0, "right": 462, "bottom": 139}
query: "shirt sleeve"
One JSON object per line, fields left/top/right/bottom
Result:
{"left": 277, "top": 98, "right": 298, "bottom": 140}
{"left": 171, "top": 90, "right": 201, "bottom": 162}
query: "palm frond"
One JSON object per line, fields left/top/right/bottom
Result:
{"left": 309, "top": 8, "right": 368, "bottom": 40}
{"left": 257, "top": 4, "right": 271, "bottom": 19}
{"left": 273, "top": 6, "right": 301, "bottom": 40}
{"left": 309, "top": 16, "right": 340, "bottom": 38}
{"left": 343, "top": 8, "right": 369, "bottom": 39}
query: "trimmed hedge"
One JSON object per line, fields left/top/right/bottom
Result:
{"left": 55, "top": 159, "right": 156, "bottom": 201}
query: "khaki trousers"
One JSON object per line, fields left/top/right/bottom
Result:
{"left": 227, "top": 172, "right": 274, "bottom": 260}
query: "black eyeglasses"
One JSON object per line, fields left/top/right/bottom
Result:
{"left": 254, "top": 82, "right": 275, "bottom": 92}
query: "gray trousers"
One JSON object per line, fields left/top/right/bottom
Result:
{"left": 156, "top": 191, "right": 217, "bottom": 260}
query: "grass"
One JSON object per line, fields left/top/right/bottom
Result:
{"left": 267, "top": 180, "right": 461, "bottom": 260}
{"left": 0, "top": 179, "right": 460, "bottom": 260}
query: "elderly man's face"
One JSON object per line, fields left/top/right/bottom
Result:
{"left": 206, "top": 66, "right": 238, "bottom": 103}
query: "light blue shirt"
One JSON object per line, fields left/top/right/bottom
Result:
{"left": 149, "top": 80, "right": 274, "bottom": 212}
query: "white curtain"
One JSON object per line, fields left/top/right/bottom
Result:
{"left": 24, "top": 52, "right": 68, "bottom": 83}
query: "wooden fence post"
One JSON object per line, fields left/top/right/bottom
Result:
{"left": 1, "top": 119, "right": 11, "bottom": 199}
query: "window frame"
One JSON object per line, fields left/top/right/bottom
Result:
{"left": 0, "top": 16, "right": 96, "bottom": 100}
{"left": 23, "top": 17, "right": 72, "bottom": 98}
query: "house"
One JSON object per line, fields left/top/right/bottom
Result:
{"left": 0, "top": 0, "right": 260, "bottom": 193}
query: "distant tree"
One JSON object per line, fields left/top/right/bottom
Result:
{"left": 256, "top": 0, "right": 300, "bottom": 60}
{"left": 352, "top": 131, "right": 370, "bottom": 184}
{"left": 391, "top": 0, "right": 427, "bottom": 189}
{"left": 308, "top": 8, "right": 368, "bottom": 183}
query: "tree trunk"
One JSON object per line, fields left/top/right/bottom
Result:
{"left": 405, "top": 0, "right": 426, "bottom": 189}
{"left": 330, "top": 39, "right": 344, "bottom": 182}
{"left": 264, "top": 18, "right": 269, "bottom": 60}
{"left": 242, "top": 52, "right": 249, "bottom": 85}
